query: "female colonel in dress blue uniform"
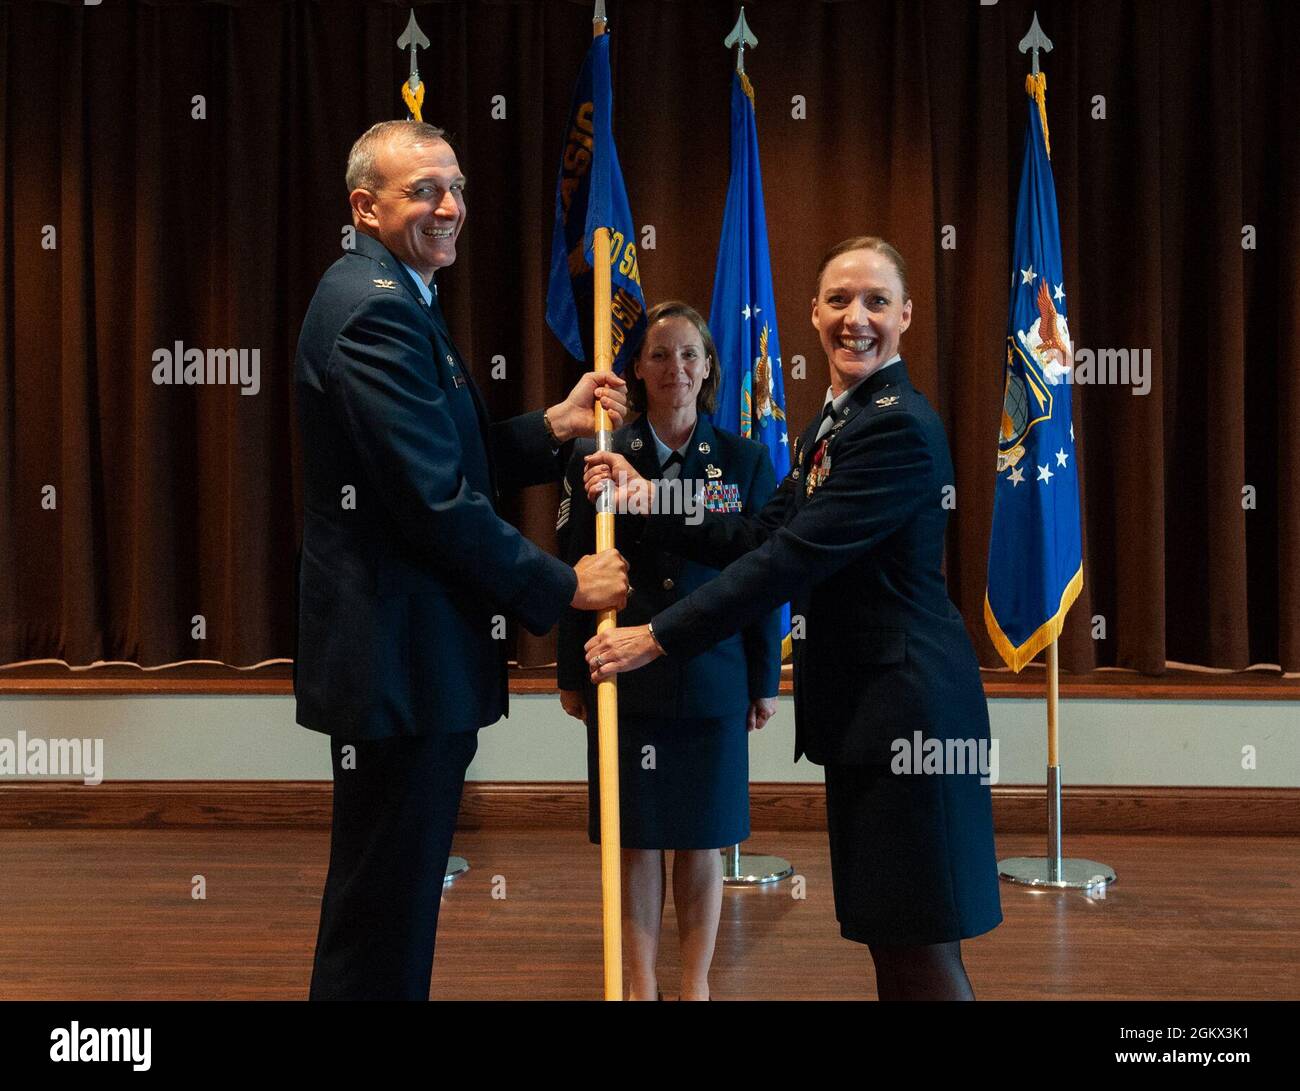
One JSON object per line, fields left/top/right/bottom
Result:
{"left": 582, "top": 241, "right": 1003, "bottom": 1001}
{"left": 556, "top": 301, "right": 782, "bottom": 1002}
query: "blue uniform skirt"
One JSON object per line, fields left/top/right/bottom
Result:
{"left": 586, "top": 714, "right": 750, "bottom": 850}
{"left": 823, "top": 762, "right": 1003, "bottom": 946}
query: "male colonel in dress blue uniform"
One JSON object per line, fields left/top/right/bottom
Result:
{"left": 294, "top": 120, "right": 629, "bottom": 1000}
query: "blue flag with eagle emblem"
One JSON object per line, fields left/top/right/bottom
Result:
{"left": 985, "top": 72, "right": 1083, "bottom": 673}
{"left": 546, "top": 33, "right": 646, "bottom": 374}
{"left": 707, "top": 70, "right": 791, "bottom": 652}
{"left": 708, "top": 71, "right": 789, "bottom": 480}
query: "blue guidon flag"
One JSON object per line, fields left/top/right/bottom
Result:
{"left": 546, "top": 32, "right": 646, "bottom": 373}
{"left": 708, "top": 69, "right": 791, "bottom": 652}
{"left": 985, "top": 72, "right": 1083, "bottom": 672}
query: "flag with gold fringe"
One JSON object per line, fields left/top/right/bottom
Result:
{"left": 984, "top": 72, "right": 1083, "bottom": 672}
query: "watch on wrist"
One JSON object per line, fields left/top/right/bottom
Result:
{"left": 542, "top": 408, "right": 561, "bottom": 449}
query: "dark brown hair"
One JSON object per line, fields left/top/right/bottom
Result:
{"left": 624, "top": 301, "right": 721, "bottom": 414}
{"left": 814, "top": 236, "right": 911, "bottom": 302}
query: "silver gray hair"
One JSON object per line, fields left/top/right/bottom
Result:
{"left": 346, "top": 120, "right": 448, "bottom": 193}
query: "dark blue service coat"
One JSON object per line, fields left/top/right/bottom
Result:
{"left": 293, "top": 233, "right": 576, "bottom": 739}
{"left": 645, "top": 361, "right": 990, "bottom": 765}
{"left": 556, "top": 413, "right": 782, "bottom": 717}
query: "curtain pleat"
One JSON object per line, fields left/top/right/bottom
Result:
{"left": 0, "top": 0, "right": 1295, "bottom": 673}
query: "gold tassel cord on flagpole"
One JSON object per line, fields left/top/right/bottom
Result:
{"left": 1025, "top": 72, "right": 1051, "bottom": 160}
{"left": 739, "top": 70, "right": 756, "bottom": 106}
{"left": 590, "top": 5, "right": 623, "bottom": 1003}
{"left": 402, "top": 81, "right": 425, "bottom": 122}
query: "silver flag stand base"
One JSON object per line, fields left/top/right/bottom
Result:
{"left": 444, "top": 855, "right": 470, "bottom": 884}
{"left": 999, "top": 765, "right": 1116, "bottom": 890}
{"left": 721, "top": 844, "right": 793, "bottom": 886}
{"left": 998, "top": 856, "right": 1115, "bottom": 889}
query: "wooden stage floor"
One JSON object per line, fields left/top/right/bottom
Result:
{"left": 0, "top": 829, "right": 1295, "bottom": 1000}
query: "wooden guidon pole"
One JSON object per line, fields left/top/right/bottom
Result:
{"left": 590, "top": 5, "right": 623, "bottom": 1003}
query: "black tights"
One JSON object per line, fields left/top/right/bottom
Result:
{"left": 868, "top": 940, "right": 975, "bottom": 1001}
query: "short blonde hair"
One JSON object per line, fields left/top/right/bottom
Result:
{"left": 346, "top": 120, "right": 448, "bottom": 192}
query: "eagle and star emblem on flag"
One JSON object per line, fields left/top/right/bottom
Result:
{"left": 740, "top": 323, "right": 787, "bottom": 439}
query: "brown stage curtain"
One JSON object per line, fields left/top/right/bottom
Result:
{"left": 1, "top": 0, "right": 1296, "bottom": 674}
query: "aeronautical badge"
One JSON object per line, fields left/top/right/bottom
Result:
{"left": 706, "top": 464, "right": 722, "bottom": 479}
{"left": 805, "top": 439, "right": 832, "bottom": 498}
{"left": 875, "top": 394, "right": 900, "bottom": 407}
{"left": 698, "top": 441, "right": 711, "bottom": 454}
{"left": 630, "top": 437, "right": 643, "bottom": 452}
{"left": 372, "top": 278, "right": 399, "bottom": 290}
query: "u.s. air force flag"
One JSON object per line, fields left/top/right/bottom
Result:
{"left": 985, "top": 72, "right": 1083, "bottom": 673}
{"left": 546, "top": 32, "right": 646, "bottom": 373}
{"left": 708, "top": 72, "right": 789, "bottom": 477}
{"left": 708, "top": 69, "right": 791, "bottom": 652}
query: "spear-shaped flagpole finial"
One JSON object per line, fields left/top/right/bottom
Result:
{"left": 397, "top": 10, "right": 430, "bottom": 94}
{"left": 397, "top": 9, "right": 430, "bottom": 121}
{"left": 1018, "top": 11, "right": 1053, "bottom": 77}
{"left": 725, "top": 6, "right": 758, "bottom": 75}
{"left": 594, "top": 0, "right": 608, "bottom": 30}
